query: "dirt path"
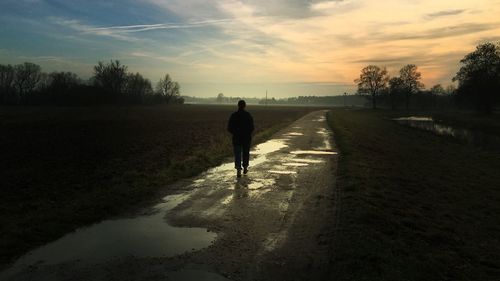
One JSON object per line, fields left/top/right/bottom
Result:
{"left": 1, "top": 110, "right": 339, "bottom": 281}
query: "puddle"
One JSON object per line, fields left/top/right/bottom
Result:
{"left": 316, "top": 128, "right": 333, "bottom": 150}
{"left": 290, "top": 150, "right": 338, "bottom": 155}
{"left": 394, "top": 117, "right": 469, "bottom": 140}
{"left": 195, "top": 138, "right": 289, "bottom": 186}
{"left": 292, "top": 158, "right": 324, "bottom": 164}
{"left": 1, "top": 194, "right": 217, "bottom": 277}
{"left": 252, "top": 139, "right": 288, "bottom": 155}
{"left": 283, "top": 163, "right": 309, "bottom": 167}
{"left": 393, "top": 116, "right": 500, "bottom": 147}
{"left": 316, "top": 128, "right": 329, "bottom": 135}
{"left": 268, "top": 170, "right": 297, "bottom": 175}
{"left": 285, "top": 132, "right": 304, "bottom": 136}
{"left": 313, "top": 116, "right": 326, "bottom": 122}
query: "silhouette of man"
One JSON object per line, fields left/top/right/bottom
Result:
{"left": 227, "top": 100, "right": 254, "bottom": 178}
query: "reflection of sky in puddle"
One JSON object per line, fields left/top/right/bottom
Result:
{"left": 196, "top": 138, "right": 289, "bottom": 186}
{"left": 285, "top": 132, "right": 304, "bottom": 136}
{"left": 283, "top": 162, "right": 309, "bottom": 167}
{"left": 292, "top": 158, "right": 324, "bottom": 164}
{"left": 252, "top": 139, "right": 288, "bottom": 155}
{"left": 316, "top": 128, "right": 333, "bottom": 150}
{"left": 394, "top": 116, "right": 433, "bottom": 122}
{"left": 317, "top": 128, "right": 328, "bottom": 135}
{"left": 313, "top": 117, "right": 326, "bottom": 122}
{"left": 268, "top": 170, "right": 297, "bottom": 174}
{"left": 290, "top": 150, "right": 338, "bottom": 155}
{"left": 1, "top": 193, "right": 216, "bottom": 276}
{"left": 394, "top": 116, "right": 481, "bottom": 144}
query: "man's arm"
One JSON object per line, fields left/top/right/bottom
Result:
{"left": 227, "top": 114, "right": 234, "bottom": 134}
{"left": 249, "top": 114, "right": 254, "bottom": 134}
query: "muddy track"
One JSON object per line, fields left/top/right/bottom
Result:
{"left": 0, "top": 110, "right": 339, "bottom": 281}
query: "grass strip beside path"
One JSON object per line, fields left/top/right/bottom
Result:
{"left": 327, "top": 109, "right": 500, "bottom": 281}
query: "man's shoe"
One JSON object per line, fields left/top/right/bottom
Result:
{"left": 237, "top": 169, "right": 242, "bottom": 178}
{"left": 243, "top": 167, "right": 248, "bottom": 174}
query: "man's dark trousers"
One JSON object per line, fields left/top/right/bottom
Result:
{"left": 233, "top": 142, "right": 250, "bottom": 170}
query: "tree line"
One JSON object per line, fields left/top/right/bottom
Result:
{"left": 0, "top": 60, "right": 184, "bottom": 105}
{"left": 355, "top": 42, "right": 500, "bottom": 113}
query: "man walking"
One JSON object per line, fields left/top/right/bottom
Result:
{"left": 227, "top": 100, "right": 254, "bottom": 178}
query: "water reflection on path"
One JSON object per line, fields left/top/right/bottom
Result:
{"left": 394, "top": 116, "right": 499, "bottom": 147}
{"left": 0, "top": 193, "right": 217, "bottom": 279}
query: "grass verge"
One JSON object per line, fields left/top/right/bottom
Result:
{"left": 327, "top": 109, "right": 500, "bottom": 281}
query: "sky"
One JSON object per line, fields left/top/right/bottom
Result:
{"left": 1, "top": 0, "right": 500, "bottom": 98}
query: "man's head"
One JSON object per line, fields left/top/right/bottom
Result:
{"left": 238, "top": 100, "right": 246, "bottom": 110}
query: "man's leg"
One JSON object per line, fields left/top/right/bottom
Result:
{"left": 242, "top": 142, "right": 250, "bottom": 174}
{"left": 233, "top": 143, "right": 242, "bottom": 172}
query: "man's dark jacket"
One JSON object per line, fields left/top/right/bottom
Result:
{"left": 227, "top": 109, "right": 254, "bottom": 144}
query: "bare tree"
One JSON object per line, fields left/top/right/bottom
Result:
{"left": 355, "top": 65, "right": 389, "bottom": 109}
{"left": 93, "top": 60, "right": 128, "bottom": 97}
{"left": 430, "top": 84, "right": 445, "bottom": 95}
{"left": 125, "top": 72, "right": 153, "bottom": 102}
{"left": 388, "top": 76, "right": 404, "bottom": 110}
{"left": 399, "top": 64, "right": 424, "bottom": 110}
{"left": 453, "top": 42, "right": 500, "bottom": 113}
{"left": 13, "top": 62, "right": 42, "bottom": 102}
{"left": 0, "top": 64, "right": 15, "bottom": 103}
{"left": 49, "top": 72, "right": 81, "bottom": 90}
{"left": 156, "top": 74, "right": 181, "bottom": 104}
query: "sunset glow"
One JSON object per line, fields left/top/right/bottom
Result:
{"left": 1, "top": 0, "right": 500, "bottom": 97}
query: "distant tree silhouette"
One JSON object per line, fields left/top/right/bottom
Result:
{"left": 49, "top": 72, "right": 81, "bottom": 91}
{"left": 453, "top": 42, "right": 500, "bottom": 114}
{"left": 43, "top": 72, "right": 83, "bottom": 104}
{"left": 125, "top": 72, "right": 153, "bottom": 103}
{"left": 13, "top": 62, "right": 42, "bottom": 103}
{"left": 93, "top": 60, "right": 128, "bottom": 101}
{"left": 0, "top": 61, "right": 186, "bottom": 106}
{"left": 0, "top": 64, "right": 15, "bottom": 104}
{"left": 428, "top": 84, "right": 445, "bottom": 108}
{"left": 388, "top": 76, "right": 404, "bottom": 110}
{"left": 430, "top": 84, "right": 445, "bottom": 95}
{"left": 399, "top": 64, "right": 424, "bottom": 110}
{"left": 156, "top": 74, "right": 182, "bottom": 104}
{"left": 355, "top": 65, "right": 389, "bottom": 109}
{"left": 216, "top": 93, "right": 226, "bottom": 103}
{"left": 445, "top": 84, "right": 456, "bottom": 95}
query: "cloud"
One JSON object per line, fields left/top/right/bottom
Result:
{"left": 425, "top": 9, "right": 466, "bottom": 19}
{"left": 384, "top": 22, "right": 500, "bottom": 41}
{"left": 87, "top": 19, "right": 234, "bottom": 33}
{"left": 335, "top": 22, "right": 500, "bottom": 47}
{"left": 49, "top": 17, "right": 137, "bottom": 41}
{"left": 49, "top": 16, "right": 236, "bottom": 44}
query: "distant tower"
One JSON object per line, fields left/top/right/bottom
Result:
{"left": 265, "top": 90, "right": 268, "bottom": 106}
{"left": 344, "top": 92, "right": 347, "bottom": 107}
